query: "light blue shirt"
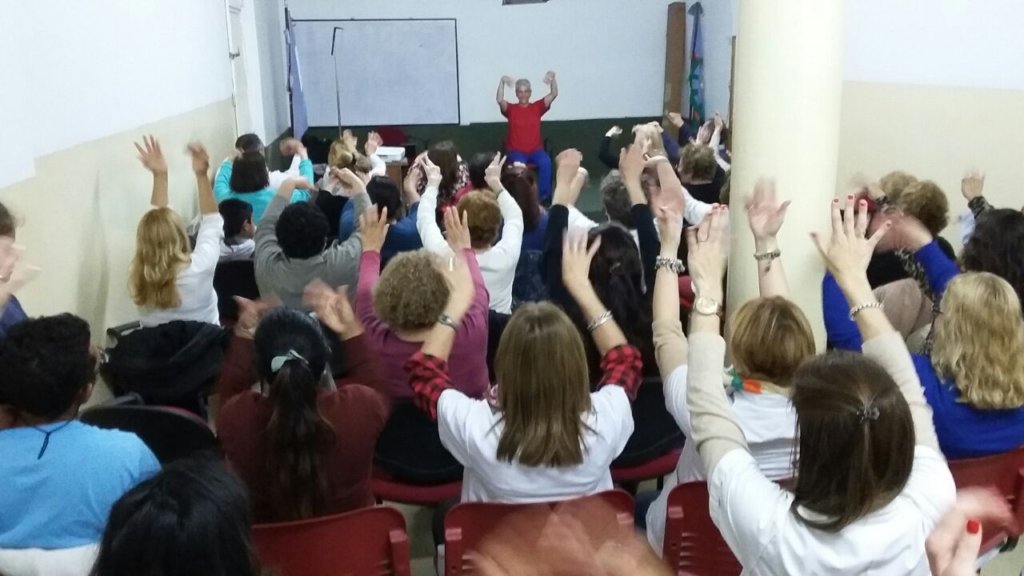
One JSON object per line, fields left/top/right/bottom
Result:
{"left": 0, "top": 421, "right": 160, "bottom": 549}
{"left": 214, "top": 158, "right": 315, "bottom": 222}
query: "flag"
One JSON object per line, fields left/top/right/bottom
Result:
{"left": 286, "top": 7, "right": 309, "bottom": 139}
{"left": 687, "top": 2, "right": 706, "bottom": 134}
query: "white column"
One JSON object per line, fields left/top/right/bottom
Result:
{"left": 726, "top": 0, "right": 845, "bottom": 348}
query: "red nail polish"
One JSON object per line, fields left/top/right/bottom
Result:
{"left": 833, "top": 198, "right": 839, "bottom": 203}
{"left": 966, "top": 519, "right": 981, "bottom": 534}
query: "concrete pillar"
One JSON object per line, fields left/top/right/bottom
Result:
{"left": 726, "top": 0, "right": 845, "bottom": 348}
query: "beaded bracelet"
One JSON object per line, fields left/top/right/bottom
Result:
{"left": 655, "top": 256, "right": 685, "bottom": 274}
{"left": 586, "top": 310, "right": 613, "bottom": 332}
{"left": 753, "top": 249, "right": 781, "bottom": 262}
{"left": 848, "top": 301, "right": 883, "bottom": 320}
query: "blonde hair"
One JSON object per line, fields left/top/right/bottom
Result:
{"left": 898, "top": 180, "right": 949, "bottom": 236}
{"left": 932, "top": 273, "right": 1024, "bottom": 409}
{"left": 729, "top": 297, "right": 816, "bottom": 386}
{"left": 495, "top": 303, "right": 592, "bottom": 467}
{"left": 633, "top": 124, "right": 667, "bottom": 158}
{"left": 878, "top": 170, "right": 918, "bottom": 203}
{"left": 129, "top": 208, "right": 190, "bottom": 309}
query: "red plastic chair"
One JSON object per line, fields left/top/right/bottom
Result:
{"left": 253, "top": 505, "right": 411, "bottom": 576}
{"left": 612, "top": 448, "right": 682, "bottom": 490}
{"left": 679, "top": 276, "right": 695, "bottom": 311}
{"left": 948, "top": 445, "right": 1024, "bottom": 555}
{"left": 662, "top": 482, "right": 742, "bottom": 576}
{"left": 443, "top": 490, "right": 634, "bottom": 575}
{"left": 371, "top": 466, "right": 463, "bottom": 505}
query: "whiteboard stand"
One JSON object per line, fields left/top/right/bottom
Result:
{"left": 331, "top": 27, "right": 342, "bottom": 134}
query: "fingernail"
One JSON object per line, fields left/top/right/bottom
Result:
{"left": 847, "top": 194, "right": 854, "bottom": 199}
{"left": 833, "top": 198, "right": 839, "bottom": 203}
{"left": 966, "top": 519, "right": 981, "bottom": 534}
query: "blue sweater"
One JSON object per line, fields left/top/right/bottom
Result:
{"left": 339, "top": 201, "right": 422, "bottom": 266}
{"left": 214, "top": 159, "right": 314, "bottom": 222}
{"left": 0, "top": 295, "right": 27, "bottom": 341}
{"left": 824, "top": 240, "right": 1024, "bottom": 458}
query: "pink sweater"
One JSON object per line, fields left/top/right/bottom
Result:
{"left": 356, "top": 249, "right": 491, "bottom": 399}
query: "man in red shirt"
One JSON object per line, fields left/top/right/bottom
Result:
{"left": 497, "top": 71, "right": 558, "bottom": 203}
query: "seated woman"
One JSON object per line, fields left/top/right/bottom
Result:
{"left": 131, "top": 137, "right": 223, "bottom": 327}
{"left": 406, "top": 230, "right": 641, "bottom": 502}
{"left": 413, "top": 141, "right": 469, "bottom": 224}
{"left": 0, "top": 315, "right": 159, "bottom": 572}
{"left": 217, "top": 199, "right": 255, "bottom": 262}
{"left": 544, "top": 148, "right": 681, "bottom": 468}
{"left": 215, "top": 291, "right": 389, "bottom": 522}
{"left": 357, "top": 207, "right": 489, "bottom": 483}
{"left": 503, "top": 163, "right": 549, "bottom": 306}
{"left": 686, "top": 197, "right": 955, "bottom": 573}
{"left": 497, "top": 72, "right": 557, "bottom": 203}
{"left": 644, "top": 181, "right": 813, "bottom": 552}
{"left": 418, "top": 154, "right": 523, "bottom": 314}
{"left": 214, "top": 138, "right": 314, "bottom": 222}
{"left": 91, "top": 458, "right": 261, "bottom": 576}
{"left": 338, "top": 172, "right": 422, "bottom": 267}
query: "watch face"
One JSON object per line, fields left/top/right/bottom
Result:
{"left": 694, "top": 297, "right": 720, "bottom": 315}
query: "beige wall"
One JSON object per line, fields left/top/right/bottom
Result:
{"left": 838, "top": 81, "right": 1024, "bottom": 250}
{"left": 0, "top": 99, "right": 236, "bottom": 338}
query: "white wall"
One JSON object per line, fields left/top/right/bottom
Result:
{"left": 254, "top": 0, "right": 291, "bottom": 138}
{"left": 280, "top": 0, "right": 679, "bottom": 125}
{"left": 0, "top": 0, "right": 234, "bottom": 186}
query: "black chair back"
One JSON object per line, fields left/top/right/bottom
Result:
{"left": 79, "top": 404, "right": 220, "bottom": 464}
{"left": 214, "top": 260, "right": 259, "bottom": 322}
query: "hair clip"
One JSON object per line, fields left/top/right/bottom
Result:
{"left": 857, "top": 403, "right": 880, "bottom": 423}
{"left": 270, "top": 349, "right": 308, "bottom": 373}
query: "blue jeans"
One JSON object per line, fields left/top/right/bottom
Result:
{"left": 506, "top": 149, "right": 552, "bottom": 203}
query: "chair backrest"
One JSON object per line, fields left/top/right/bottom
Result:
{"left": 213, "top": 260, "right": 259, "bottom": 322}
{"left": 663, "top": 482, "right": 742, "bottom": 576}
{"left": 444, "top": 490, "right": 634, "bottom": 576}
{"left": 948, "top": 446, "right": 1024, "bottom": 550}
{"left": 253, "top": 505, "right": 411, "bottom": 576}
{"left": 78, "top": 405, "right": 219, "bottom": 464}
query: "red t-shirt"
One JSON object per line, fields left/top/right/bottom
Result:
{"left": 503, "top": 100, "right": 549, "bottom": 153}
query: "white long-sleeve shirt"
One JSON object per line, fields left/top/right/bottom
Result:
{"left": 418, "top": 185, "right": 523, "bottom": 314}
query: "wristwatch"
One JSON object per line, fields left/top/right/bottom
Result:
{"left": 693, "top": 296, "right": 722, "bottom": 316}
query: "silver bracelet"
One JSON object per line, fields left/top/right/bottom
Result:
{"left": 753, "top": 249, "right": 781, "bottom": 261}
{"left": 586, "top": 310, "right": 613, "bottom": 332}
{"left": 437, "top": 313, "right": 459, "bottom": 330}
{"left": 655, "top": 256, "right": 685, "bottom": 275}
{"left": 848, "top": 301, "right": 883, "bottom": 320}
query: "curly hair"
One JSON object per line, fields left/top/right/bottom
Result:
{"left": 878, "top": 170, "right": 918, "bottom": 203}
{"left": 681, "top": 143, "right": 716, "bottom": 181}
{"left": 600, "top": 171, "right": 633, "bottom": 229}
{"left": 961, "top": 208, "right": 1024, "bottom": 308}
{"left": 229, "top": 152, "right": 270, "bottom": 193}
{"left": 897, "top": 180, "right": 949, "bottom": 236}
{"left": 276, "top": 202, "right": 328, "bottom": 259}
{"left": 932, "top": 272, "right": 1024, "bottom": 409}
{"left": 130, "top": 208, "right": 190, "bottom": 309}
{"left": 0, "top": 314, "right": 95, "bottom": 419}
{"left": 373, "top": 250, "right": 451, "bottom": 330}
{"left": 457, "top": 191, "right": 501, "bottom": 249}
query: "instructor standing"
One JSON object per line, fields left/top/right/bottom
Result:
{"left": 497, "top": 71, "right": 557, "bottom": 204}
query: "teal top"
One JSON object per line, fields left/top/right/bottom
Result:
{"left": 214, "top": 158, "right": 315, "bottom": 222}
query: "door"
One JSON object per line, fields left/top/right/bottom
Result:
{"left": 226, "top": 0, "right": 251, "bottom": 137}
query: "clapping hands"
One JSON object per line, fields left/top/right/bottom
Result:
{"left": 304, "top": 280, "right": 362, "bottom": 339}
{"left": 359, "top": 203, "right": 390, "bottom": 253}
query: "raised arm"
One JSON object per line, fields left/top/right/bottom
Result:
{"left": 813, "top": 196, "right": 940, "bottom": 451}
{"left": 544, "top": 150, "right": 587, "bottom": 310}
{"left": 135, "top": 135, "right": 168, "bottom": 208}
{"left": 497, "top": 75, "right": 512, "bottom": 114}
{"left": 187, "top": 142, "right": 218, "bottom": 215}
{"left": 744, "top": 179, "right": 791, "bottom": 298}
{"left": 562, "top": 230, "right": 643, "bottom": 399}
{"left": 652, "top": 205, "right": 687, "bottom": 380}
{"left": 416, "top": 155, "right": 453, "bottom": 255}
{"left": 598, "top": 126, "right": 622, "bottom": 169}
{"left": 684, "top": 205, "right": 748, "bottom": 476}
{"left": 215, "top": 297, "right": 275, "bottom": 411}
{"left": 305, "top": 279, "right": 387, "bottom": 396}
{"left": 485, "top": 155, "right": 524, "bottom": 259}
{"left": 542, "top": 70, "right": 558, "bottom": 108}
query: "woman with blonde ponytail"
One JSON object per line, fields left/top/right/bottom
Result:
{"left": 215, "top": 283, "right": 389, "bottom": 522}
{"left": 130, "top": 136, "right": 223, "bottom": 327}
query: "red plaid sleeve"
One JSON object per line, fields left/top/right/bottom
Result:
{"left": 405, "top": 352, "right": 453, "bottom": 421}
{"left": 597, "top": 344, "right": 643, "bottom": 401}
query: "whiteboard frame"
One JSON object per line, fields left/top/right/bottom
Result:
{"left": 289, "top": 17, "right": 461, "bottom": 128}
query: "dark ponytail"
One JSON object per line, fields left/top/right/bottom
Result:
{"left": 588, "top": 224, "right": 654, "bottom": 359}
{"left": 254, "top": 309, "right": 335, "bottom": 521}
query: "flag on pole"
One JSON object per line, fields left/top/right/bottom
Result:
{"left": 687, "top": 2, "right": 706, "bottom": 135}
{"left": 285, "top": 7, "right": 309, "bottom": 139}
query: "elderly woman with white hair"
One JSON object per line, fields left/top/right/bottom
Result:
{"left": 496, "top": 72, "right": 558, "bottom": 204}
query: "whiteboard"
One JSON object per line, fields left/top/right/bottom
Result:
{"left": 292, "top": 19, "right": 460, "bottom": 127}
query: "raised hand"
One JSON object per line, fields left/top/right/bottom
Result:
{"left": 543, "top": 71, "right": 556, "bottom": 85}
{"left": 364, "top": 131, "right": 381, "bottom": 157}
{"left": 561, "top": 229, "right": 600, "bottom": 296}
{"left": 552, "top": 149, "right": 584, "bottom": 206}
{"left": 0, "top": 238, "right": 40, "bottom": 299}
{"left": 656, "top": 205, "right": 684, "bottom": 253}
{"left": 618, "top": 144, "right": 645, "bottom": 187}
{"left": 927, "top": 488, "right": 1014, "bottom": 576}
{"left": 713, "top": 113, "right": 725, "bottom": 131}
{"left": 341, "top": 129, "right": 358, "bottom": 150}
{"left": 605, "top": 125, "right": 623, "bottom": 138}
{"left": 695, "top": 121, "right": 714, "bottom": 145}
{"left": 232, "top": 296, "right": 279, "bottom": 339}
{"left": 484, "top": 153, "right": 506, "bottom": 193}
{"left": 442, "top": 251, "right": 476, "bottom": 322}
{"left": 330, "top": 167, "right": 366, "bottom": 198}
{"left": 444, "top": 206, "right": 472, "bottom": 252}
{"left": 134, "top": 135, "right": 167, "bottom": 174}
{"left": 686, "top": 206, "right": 730, "bottom": 299}
{"left": 500, "top": 75, "right": 514, "bottom": 87}
{"left": 812, "top": 195, "right": 890, "bottom": 282}
{"left": 961, "top": 169, "right": 985, "bottom": 201}
{"left": 570, "top": 168, "right": 589, "bottom": 200}
{"left": 422, "top": 155, "right": 443, "bottom": 188}
{"left": 745, "top": 179, "right": 791, "bottom": 241}
{"left": 304, "top": 280, "right": 361, "bottom": 338}
{"left": 358, "top": 203, "right": 390, "bottom": 253}
{"left": 403, "top": 158, "right": 424, "bottom": 200}
{"left": 667, "top": 112, "right": 685, "bottom": 129}
{"left": 279, "top": 137, "right": 306, "bottom": 158}
{"left": 185, "top": 142, "right": 210, "bottom": 175}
